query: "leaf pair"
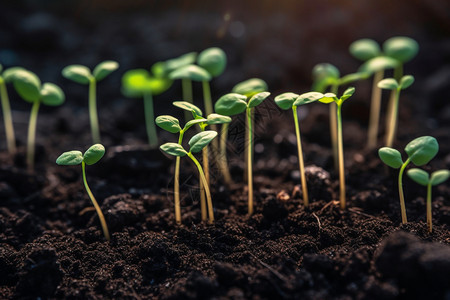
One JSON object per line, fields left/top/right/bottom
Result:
{"left": 275, "top": 91, "right": 325, "bottom": 110}
{"left": 407, "top": 169, "right": 450, "bottom": 186}
{"left": 377, "top": 75, "right": 414, "bottom": 91}
{"left": 214, "top": 91, "right": 271, "bottom": 116}
{"left": 62, "top": 61, "right": 119, "bottom": 84}
{"left": 160, "top": 131, "right": 218, "bottom": 157}
{"left": 56, "top": 144, "right": 105, "bottom": 166}
{"left": 351, "top": 37, "right": 419, "bottom": 63}
{"left": 122, "top": 68, "right": 173, "bottom": 98}
{"left": 312, "top": 63, "right": 368, "bottom": 92}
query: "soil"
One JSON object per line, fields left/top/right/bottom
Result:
{"left": 1, "top": 1, "right": 450, "bottom": 299}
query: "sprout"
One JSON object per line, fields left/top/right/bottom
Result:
{"left": 62, "top": 61, "right": 119, "bottom": 144}
{"left": 377, "top": 75, "right": 414, "bottom": 147}
{"left": 56, "top": 144, "right": 110, "bottom": 240}
{"left": 318, "top": 87, "right": 355, "bottom": 210}
{"left": 407, "top": 168, "right": 449, "bottom": 232}
{"left": 121, "top": 67, "right": 172, "bottom": 147}
{"left": 160, "top": 131, "right": 218, "bottom": 223}
{"left": 9, "top": 69, "right": 65, "bottom": 171}
{"left": 274, "top": 92, "right": 323, "bottom": 207}
{"left": 216, "top": 90, "right": 270, "bottom": 215}
{"left": 379, "top": 136, "right": 439, "bottom": 224}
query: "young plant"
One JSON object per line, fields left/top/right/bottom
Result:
{"left": 62, "top": 61, "right": 119, "bottom": 144}
{"left": 379, "top": 136, "right": 439, "bottom": 224}
{"left": 274, "top": 92, "right": 324, "bottom": 207}
{"left": 377, "top": 75, "right": 414, "bottom": 147}
{"left": 160, "top": 131, "right": 218, "bottom": 224}
{"left": 56, "top": 144, "right": 110, "bottom": 241}
{"left": 407, "top": 168, "right": 449, "bottom": 232}
{"left": 121, "top": 67, "right": 172, "bottom": 147}
{"left": 318, "top": 87, "right": 355, "bottom": 210}
{"left": 9, "top": 69, "right": 65, "bottom": 171}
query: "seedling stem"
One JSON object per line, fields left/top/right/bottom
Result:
{"left": 174, "top": 131, "right": 185, "bottom": 224}
{"left": 143, "top": 92, "right": 158, "bottom": 148}
{"left": 219, "top": 123, "right": 233, "bottom": 184}
{"left": 367, "top": 70, "right": 384, "bottom": 149}
{"left": 398, "top": 157, "right": 411, "bottom": 224}
{"left": 0, "top": 78, "right": 16, "bottom": 154}
{"left": 27, "top": 101, "right": 40, "bottom": 171}
{"left": 386, "top": 86, "right": 400, "bottom": 147}
{"left": 89, "top": 78, "right": 101, "bottom": 144}
{"left": 426, "top": 183, "right": 432, "bottom": 231}
{"left": 336, "top": 102, "right": 346, "bottom": 209}
{"left": 247, "top": 107, "right": 254, "bottom": 215}
{"left": 330, "top": 84, "right": 339, "bottom": 171}
{"left": 292, "top": 106, "right": 309, "bottom": 206}
{"left": 182, "top": 78, "right": 193, "bottom": 120}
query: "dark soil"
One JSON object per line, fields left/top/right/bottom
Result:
{"left": 1, "top": 1, "right": 450, "bottom": 299}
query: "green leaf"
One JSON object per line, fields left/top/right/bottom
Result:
{"left": 293, "top": 92, "right": 324, "bottom": 106}
{"left": 312, "top": 63, "right": 340, "bottom": 80}
{"left": 407, "top": 168, "right": 430, "bottom": 186}
{"left": 405, "top": 136, "right": 439, "bottom": 166}
{"left": 430, "top": 170, "right": 450, "bottom": 186}
{"left": 93, "top": 60, "right": 119, "bottom": 81}
{"left": 183, "top": 118, "right": 207, "bottom": 131}
{"left": 11, "top": 69, "right": 41, "bottom": 102}
{"left": 151, "top": 61, "right": 167, "bottom": 77}
{"left": 62, "top": 65, "right": 92, "bottom": 84}
{"left": 173, "top": 101, "right": 203, "bottom": 117}
{"left": 2, "top": 67, "right": 26, "bottom": 82}
{"left": 232, "top": 78, "right": 268, "bottom": 98}
{"left": 165, "top": 52, "right": 197, "bottom": 73}
{"left": 248, "top": 91, "right": 270, "bottom": 108}
{"left": 155, "top": 115, "right": 182, "bottom": 133}
{"left": 349, "top": 39, "right": 381, "bottom": 61}
{"left": 188, "top": 130, "right": 218, "bottom": 153}
{"left": 122, "top": 69, "right": 172, "bottom": 97}
{"left": 377, "top": 78, "right": 398, "bottom": 90}
{"left": 169, "top": 64, "right": 211, "bottom": 82}
{"left": 399, "top": 75, "right": 414, "bottom": 90}
{"left": 206, "top": 113, "right": 231, "bottom": 125}
{"left": 339, "top": 72, "right": 370, "bottom": 85}
{"left": 214, "top": 93, "right": 248, "bottom": 116}
{"left": 383, "top": 36, "right": 419, "bottom": 63}
{"left": 318, "top": 93, "right": 337, "bottom": 104}
{"left": 340, "top": 87, "right": 355, "bottom": 102}
{"left": 197, "top": 47, "right": 226, "bottom": 77}
{"left": 56, "top": 150, "right": 83, "bottom": 166}
{"left": 378, "top": 147, "right": 403, "bottom": 168}
{"left": 40, "top": 83, "right": 65, "bottom": 106}
{"left": 358, "top": 56, "right": 399, "bottom": 74}
{"left": 274, "top": 92, "right": 298, "bottom": 110}
{"left": 83, "top": 144, "right": 105, "bottom": 165}
{"left": 160, "top": 143, "right": 187, "bottom": 157}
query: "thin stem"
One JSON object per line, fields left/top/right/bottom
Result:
{"left": 89, "top": 79, "right": 101, "bottom": 144}
{"left": 181, "top": 78, "right": 193, "bottom": 122}
{"left": 82, "top": 161, "right": 110, "bottom": 241}
{"left": 202, "top": 80, "right": 219, "bottom": 151}
{"left": 0, "top": 79, "right": 16, "bottom": 154}
{"left": 427, "top": 183, "right": 432, "bottom": 233}
{"left": 330, "top": 84, "right": 339, "bottom": 172}
{"left": 385, "top": 89, "right": 400, "bottom": 148}
{"left": 367, "top": 70, "right": 384, "bottom": 149}
{"left": 174, "top": 131, "right": 184, "bottom": 224}
{"left": 247, "top": 107, "right": 254, "bottom": 215}
{"left": 219, "top": 123, "right": 233, "bottom": 185}
{"left": 188, "top": 152, "right": 214, "bottom": 223}
{"left": 398, "top": 157, "right": 411, "bottom": 224}
{"left": 385, "top": 64, "right": 403, "bottom": 146}
{"left": 144, "top": 92, "right": 158, "bottom": 148}
{"left": 336, "top": 103, "right": 346, "bottom": 210}
{"left": 293, "top": 106, "right": 308, "bottom": 207}
{"left": 27, "top": 101, "right": 40, "bottom": 172}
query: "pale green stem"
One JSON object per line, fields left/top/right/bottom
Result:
{"left": 247, "top": 107, "right": 254, "bottom": 215}
{"left": 182, "top": 78, "right": 193, "bottom": 122}
{"left": 202, "top": 80, "right": 218, "bottom": 150}
{"left": 385, "top": 89, "right": 400, "bottom": 148}
{"left": 219, "top": 123, "right": 233, "bottom": 185}
{"left": 187, "top": 152, "right": 214, "bottom": 223}
{"left": 427, "top": 182, "right": 432, "bottom": 233}
{"left": 293, "top": 106, "right": 309, "bottom": 207}
{"left": 367, "top": 70, "right": 384, "bottom": 149}
{"left": 89, "top": 79, "right": 101, "bottom": 144}
{"left": 174, "top": 131, "right": 184, "bottom": 224}
{"left": 330, "top": 84, "right": 339, "bottom": 172}
{"left": 27, "top": 101, "right": 40, "bottom": 172}
{"left": 398, "top": 157, "right": 411, "bottom": 224}
{"left": 82, "top": 161, "right": 110, "bottom": 241}
{"left": 143, "top": 92, "right": 158, "bottom": 148}
{"left": 336, "top": 103, "right": 346, "bottom": 210}
{"left": 0, "top": 78, "right": 16, "bottom": 154}
{"left": 385, "top": 65, "right": 403, "bottom": 146}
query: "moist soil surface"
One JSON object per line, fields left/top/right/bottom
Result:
{"left": 1, "top": 1, "right": 450, "bottom": 299}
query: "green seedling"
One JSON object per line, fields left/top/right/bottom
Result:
{"left": 56, "top": 144, "right": 110, "bottom": 241}
{"left": 318, "top": 87, "right": 355, "bottom": 210}
{"left": 379, "top": 136, "right": 439, "bottom": 224}
{"left": 62, "top": 61, "right": 119, "bottom": 144}
{"left": 156, "top": 114, "right": 208, "bottom": 223}
{"left": 407, "top": 168, "right": 449, "bottom": 232}
{"left": 122, "top": 67, "right": 172, "bottom": 147}
{"left": 350, "top": 39, "right": 400, "bottom": 149}
{"left": 0, "top": 65, "right": 25, "bottom": 154}
{"left": 377, "top": 75, "right": 414, "bottom": 147}
{"left": 160, "top": 131, "right": 218, "bottom": 223}
{"left": 216, "top": 90, "right": 271, "bottom": 215}
{"left": 9, "top": 69, "right": 65, "bottom": 171}
{"left": 274, "top": 92, "right": 324, "bottom": 207}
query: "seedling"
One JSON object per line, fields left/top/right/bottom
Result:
{"left": 274, "top": 92, "right": 324, "bottom": 207}
{"left": 122, "top": 67, "right": 172, "bottom": 147}
{"left": 62, "top": 61, "right": 119, "bottom": 144}
{"left": 160, "top": 131, "right": 218, "bottom": 223}
{"left": 350, "top": 39, "right": 400, "bottom": 149}
{"left": 56, "top": 144, "right": 110, "bottom": 241}
{"left": 379, "top": 136, "right": 439, "bottom": 224}
{"left": 377, "top": 75, "right": 414, "bottom": 147}
{"left": 318, "top": 87, "right": 355, "bottom": 210}
{"left": 9, "top": 69, "right": 65, "bottom": 171}
{"left": 407, "top": 168, "right": 449, "bottom": 232}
